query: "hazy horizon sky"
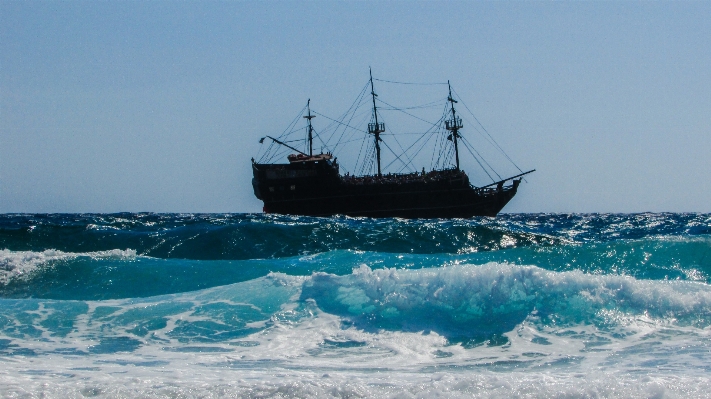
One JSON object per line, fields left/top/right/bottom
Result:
{"left": 2, "top": 1, "right": 710, "bottom": 213}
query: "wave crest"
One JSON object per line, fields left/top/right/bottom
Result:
{"left": 301, "top": 263, "right": 711, "bottom": 338}
{"left": 0, "top": 249, "right": 137, "bottom": 284}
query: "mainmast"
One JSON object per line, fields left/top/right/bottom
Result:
{"left": 368, "top": 68, "right": 385, "bottom": 177}
{"left": 303, "top": 99, "right": 315, "bottom": 157}
{"left": 445, "top": 81, "right": 463, "bottom": 171}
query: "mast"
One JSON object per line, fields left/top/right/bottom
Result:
{"left": 368, "top": 68, "right": 385, "bottom": 177}
{"left": 303, "top": 99, "right": 315, "bottom": 157}
{"left": 445, "top": 81, "right": 463, "bottom": 170}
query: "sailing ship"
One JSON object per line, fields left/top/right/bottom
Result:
{"left": 251, "top": 71, "right": 534, "bottom": 218}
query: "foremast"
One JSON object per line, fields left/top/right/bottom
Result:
{"left": 304, "top": 99, "right": 315, "bottom": 157}
{"left": 445, "top": 81, "right": 463, "bottom": 171}
{"left": 368, "top": 68, "right": 385, "bottom": 177}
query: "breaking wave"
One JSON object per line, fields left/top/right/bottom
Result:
{"left": 1, "top": 213, "right": 710, "bottom": 398}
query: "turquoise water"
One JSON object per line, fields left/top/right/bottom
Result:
{"left": 1, "top": 213, "right": 710, "bottom": 397}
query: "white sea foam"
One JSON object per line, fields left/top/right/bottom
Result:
{"left": 1, "top": 263, "right": 711, "bottom": 398}
{"left": 0, "top": 248, "right": 138, "bottom": 284}
{"left": 0, "top": 357, "right": 709, "bottom": 398}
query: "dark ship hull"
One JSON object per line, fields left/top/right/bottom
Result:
{"left": 252, "top": 160, "right": 522, "bottom": 218}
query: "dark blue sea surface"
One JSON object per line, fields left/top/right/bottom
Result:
{"left": 1, "top": 213, "right": 710, "bottom": 397}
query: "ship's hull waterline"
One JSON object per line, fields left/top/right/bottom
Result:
{"left": 252, "top": 162, "right": 520, "bottom": 218}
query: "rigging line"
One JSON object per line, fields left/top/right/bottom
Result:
{"left": 460, "top": 137, "right": 500, "bottom": 181}
{"left": 354, "top": 136, "right": 367, "bottom": 174}
{"left": 284, "top": 128, "right": 309, "bottom": 137}
{"left": 457, "top": 114, "right": 528, "bottom": 181}
{"left": 258, "top": 104, "right": 308, "bottom": 162}
{"left": 279, "top": 103, "right": 309, "bottom": 140}
{"left": 313, "top": 113, "right": 353, "bottom": 154}
{"left": 333, "top": 112, "right": 371, "bottom": 156}
{"left": 385, "top": 137, "right": 420, "bottom": 171}
{"left": 331, "top": 107, "right": 371, "bottom": 151}
{"left": 358, "top": 147, "right": 371, "bottom": 176}
{"left": 323, "top": 109, "right": 363, "bottom": 143}
{"left": 328, "top": 108, "right": 362, "bottom": 151}
{"left": 373, "top": 78, "right": 448, "bottom": 86}
{"left": 355, "top": 134, "right": 373, "bottom": 176}
{"left": 451, "top": 87, "right": 523, "bottom": 173}
{"left": 314, "top": 111, "right": 341, "bottom": 131}
{"left": 323, "top": 85, "right": 371, "bottom": 151}
{"left": 430, "top": 130, "right": 447, "bottom": 167}
{"left": 379, "top": 105, "right": 441, "bottom": 111}
{"left": 459, "top": 114, "right": 500, "bottom": 150}
{"left": 329, "top": 81, "right": 370, "bottom": 149}
{"left": 337, "top": 114, "right": 370, "bottom": 154}
{"left": 434, "top": 139, "right": 446, "bottom": 169}
{"left": 356, "top": 142, "right": 367, "bottom": 175}
{"left": 462, "top": 141, "right": 495, "bottom": 182}
{"left": 264, "top": 148, "right": 287, "bottom": 164}
{"left": 406, "top": 113, "right": 446, "bottom": 158}
{"left": 453, "top": 107, "right": 509, "bottom": 161}
{"left": 444, "top": 146, "right": 454, "bottom": 169}
{"left": 260, "top": 142, "right": 283, "bottom": 163}
{"left": 281, "top": 137, "right": 307, "bottom": 144}
{"left": 431, "top": 132, "right": 442, "bottom": 170}
{"left": 341, "top": 90, "right": 367, "bottom": 137}
{"left": 438, "top": 139, "right": 453, "bottom": 170}
{"left": 438, "top": 104, "right": 454, "bottom": 168}
{"left": 460, "top": 135, "right": 502, "bottom": 179}
{"left": 257, "top": 142, "right": 274, "bottom": 162}
{"left": 331, "top": 136, "right": 369, "bottom": 146}
{"left": 312, "top": 111, "right": 368, "bottom": 134}
{"left": 376, "top": 98, "right": 447, "bottom": 111}
{"left": 380, "top": 110, "right": 444, "bottom": 171}
{"left": 311, "top": 130, "right": 331, "bottom": 154}
{"left": 378, "top": 115, "right": 416, "bottom": 169}
{"left": 386, "top": 133, "right": 431, "bottom": 168}
{"left": 394, "top": 132, "right": 437, "bottom": 173}
{"left": 440, "top": 117, "right": 454, "bottom": 168}
{"left": 306, "top": 113, "right": 338, "bottom": 154}
{"left": 436, "top": 144, "right": 449, "bottom": 169}
{"left": 382, "top": 132, "right": 437, "bottom": 135}
{"left": 313, "top": 89, "right": 365, "bottom": 129}
{"left": 316, "top": 120, "right": 340, "bottom": 139}
{"left": 361, "top": 144, "right": 376, "bottom": 176}
{"left": 452, "top": 91, "right": 516, "bottom": 168}
{"left": 435, "top": 135, "right": 448, "bottom": 169}
{"left": 462, "top": 129, "right": 501, "bottom": 179}
{"left": 391, "top": 119, "right": 443, "bottom": 172}
{"left": 442, "top": 141, "right": 454, "bottom": 169}
{"left": 380, "top": 139, "right": 412, "bottom": 171}
{"left": 376, "top": 98, "right": 443, "bottom": 128}
{"left": 431, "top": 104, "right": 450, "bottom": 170}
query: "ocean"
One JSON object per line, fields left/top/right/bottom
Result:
{"left": 1, "top": 213, "right": 710, "bottom": 398}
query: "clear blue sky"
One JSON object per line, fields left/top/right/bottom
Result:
{"left": 2, "top": 1, "right": 709, "bottom": 213}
